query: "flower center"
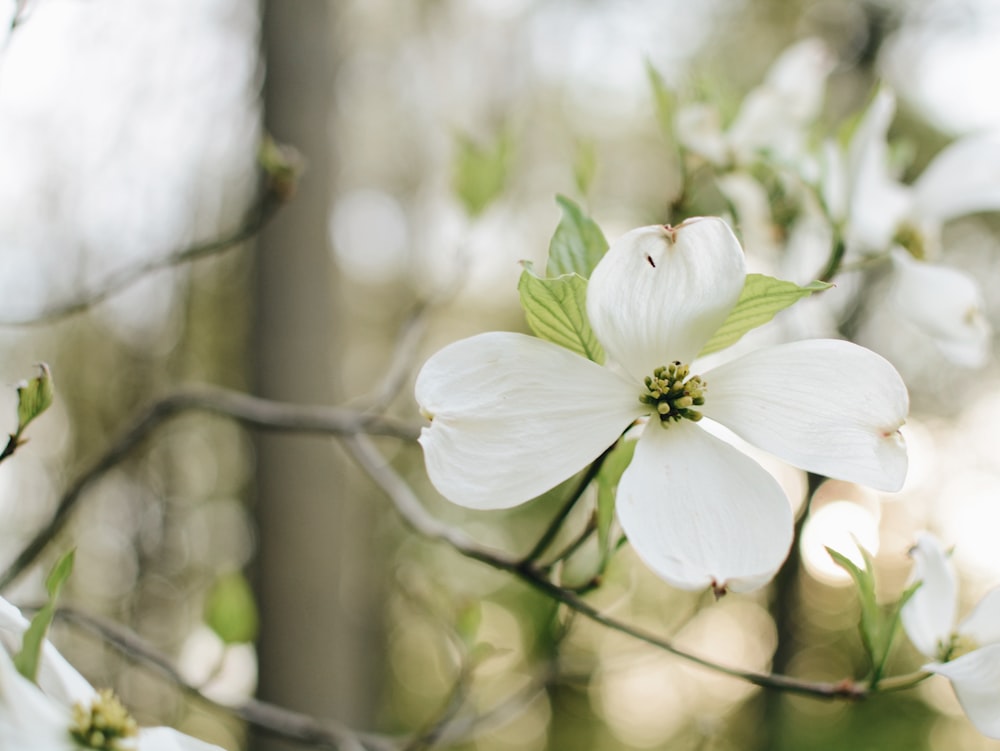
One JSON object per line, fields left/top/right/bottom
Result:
{"left": 70, "top": 689, "right": 138, "bottom": 751}
{"left": 639, "top": 362, "right": 706, "bottom": 426}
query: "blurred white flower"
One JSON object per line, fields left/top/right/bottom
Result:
{"left": 416, "top": 217, "right": 908, "bottom": 594}
{"left": 902, "top": 532, "right": 1000, "bottom": 739}
{"left": 888, "top": 250, "right": 991, "bottom": 368}
{"left": 676, "top": 38, "right": 835, "bottom": 168}
{"left": 0, "top": 597, "right": 223, "bottom": 750}
{"left": 843, "top": 88, "right": 997, "bottom": 366}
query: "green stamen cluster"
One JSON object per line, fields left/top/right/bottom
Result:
{"left": 70, "top": 689, "right": 138, "bottom": 751}
{"left": 893, "top": 223, "right": 926, "bottom": 260}
{"left": 640, "top": 362, "right": 706, "bottom": 426}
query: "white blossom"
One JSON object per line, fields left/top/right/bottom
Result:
{"left": 902, "top": 532, "right": 1000, "bottom": 739}
{"left": 416, "top": 217, "right": 908, "bottom": 594}
{"left": 676, "top": 38, "right": 835, "bottom": 168}
{"left": 843, "top": 87, "right": 996, "bottom": 366}
{"left": 0, "top": 596, "right": 223, "bottom": 750}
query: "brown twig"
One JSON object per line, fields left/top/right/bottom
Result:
{"left": 0, "top": 387, "right": 421, "bottom": 590}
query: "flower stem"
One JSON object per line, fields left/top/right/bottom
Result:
{"left": 520, "top": 443, "right": 616, "bottom": 564}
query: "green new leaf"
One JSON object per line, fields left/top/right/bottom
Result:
{"left": 205, "top": 572, "right": 259, "bottom": 645}
{"left": 14, "top": 549, "right": 74, "bottom": 682}
{"left": 828, "top": 547, "right": 880, "bottom": 662}
{"left": 596, "top": 440, "right": 636, "bottom": 570}
{"left": 518, "top": 267, "right": 604, "bottom": 364}
{"left": 16, "top": 363, "right": 54, "bottom": 435}
{"left": 828, "top": 545, "right": 915, "bottom": 687}
{"left": 546, "top": 195, "right": 609, "bottom": 279}
{"left": 699, "top": 275, "right": 832, "bottom": 357}
{"left": 452, "top": 131, "right": 510, "bottom": 217}
{"left": 646, "top": 60, "right": 676, "bottom": 139}
{"left": 573, "top": 140, "right": 598, "bottom": 198}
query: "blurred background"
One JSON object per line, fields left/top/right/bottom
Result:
{"left": 0, "top": 0, "right": 999, "bottom": 749}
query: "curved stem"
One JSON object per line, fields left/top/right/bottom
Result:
{"left": 868, "top": 670, "right": 932, "bottom": 693}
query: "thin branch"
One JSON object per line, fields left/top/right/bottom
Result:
{"left": 0, "top": 386, "right": 422, "bottom": 591}
{"left": 54, "top": 606, "right": 398, "bottom": 751}
{"left": 0, "top": 186, "right": 283, "bottom": 327}
{"left": 346, "top": 435, "right": 870, "bottom": 701}
{"left": 521, "top": 442, "right": 614, "bottom": 565}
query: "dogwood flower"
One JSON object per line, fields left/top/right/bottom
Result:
{"left": 676, "top": 38, "right": 835, "bottom": 168}
{"left": 0, "top": 596, "right": 223, "bottom": 750}
{"left": 902, "top": 532, "right": 1000, "bottom": 739}
{"left": 416, "top": 217, "right": 908, "bottom": 594}
{"left": 845, "top": 88, "right": 996, "bottom": 366}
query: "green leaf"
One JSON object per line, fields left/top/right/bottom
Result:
{"left": 16, "top": 363, "right": 54, "bottom": 435}
{"left": 518, "top": 267, "right": 604, "bottom": 363}
{"left": 14, "top": 549, "right": 74, "bottom": 682}
{"left": 828, "top": 546, "right": 881, "bottom": 663}
{"left": 596, "top": 440, "right": 637, "bottom": 570}
{"left": 646, "top": 60, "right": 676, "bottom": 139}
{"left": 573, "top": 140, "right": 598, "bottom": 198}
{"left": 452, "top": 131, "right": 510, "bottom": 217}
{"left": 546, "top": 195, "right": 609, "bottom": 279}
{"left": 205, "top": 572, "right": 259, "bottom": 645}
{"left": 699, "top": 274, "right": 833, "bottom": 357}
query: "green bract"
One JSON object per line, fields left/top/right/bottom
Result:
{"left": 546, "top": 195, "right": 608, "bottom": 279}
{"left": 13, "top": 549, "right": 74, "bottom": 683}
{"left": 518, "top": 266, "right": 604, "bottom": 364}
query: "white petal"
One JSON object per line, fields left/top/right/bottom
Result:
{"left": 616, "top": 421, "right": 793, "bottom": 593}
{"left": 675, "top": 103, "right": 729, "bottom": 166}
{"left": 928, "top": 644, "right": 1000, "bottom": 739}
{"left": 415, "top": 332, "right": 642, "bottom": 510}
{"left": 0, "top": 648, "right": 73, "bottom": 749}
{"left": 727, "top": 38, "right": 834, "bottom": 163}
{"left": 139, "top": 727, "right": 227, "bottom": 751}
{"left": 959, "top": 588, "right": 1000, "bottom": 647}
{"left": 913, "top": 135, "right": 1000, "bottom": 223}
{"left": 901, "top": 532, "right": 958, "bottom": 658}
{"left": 0, "top": 596, "right": 94, "bottom": 706}
{"left": 586, "top": 218, "right": 746, "bottom": 381}
{"left": 846, "top": 88, "right": 912, "bottom": 253}
{"left": 701, "top": 339, "right": 909, "bottom": 491}
{"left": 889, "top": 250, "right": 991, "bottom": 368}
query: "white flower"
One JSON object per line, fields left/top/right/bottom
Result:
{"left": 0, "top": 597, "right": 224, "bottom": 750}
{"left": 416, "top": 217, "right": 908, "bottom": 594}
{"left": 676, "top": 38, "right": 835, "bottom": 168}
{"left": 844, "top": 88, "right": 996, "bottom": 366}
{"left": 848, "top": 88, "right": 1000, "bottom": 257}
{"left": 902, "top": 532, "right": 1000, "bottom": 739}
{"left": 888, "top": 250, "right": 991, "bottom": 368}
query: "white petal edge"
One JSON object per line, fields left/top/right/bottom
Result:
{"left": 0, "top": 647, "right": 74, "bottom": 749}
{"left": 913, "top": 134, "right": 1000, "bottom": 223}
{"left": 846, "top": 87, "right": 912, "bottom": 253}
{"left": 701, "top": 339, "right": 908, "bottom": 491}
{"left": 586, "top": 218, "right": 746, "bottom": 382}
{"left": 0, "top": 596, "right": 95, "bottom": 706}
{"left": 901, "top": 532, "right": 958, "bottom": 659}
{"left": 616, "top": 421, "right": 793, "bottom": 593}
{"left": 889, "top": 251, "right": 991, "bottom": 368}
{"left": 415, "top": 332, "right": 642, "bottom": 510}
{"left": 959, "top": 587, "right": 1000, "bottom": 647}
{"left": 139, "top": 727, "right": 227, "bottom": 751}
{"left": 928, "top": 643, "right": 1000, "bottom": 739}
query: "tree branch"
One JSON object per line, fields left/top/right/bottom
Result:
{"left": 0, "top": 182, "right": 283, "bottom": 327}
{"left": 345, "top": 434, "right": 870, "bottom": 702}
{"left": 0, "top": 386, "right": 421, "bottom": 590}
{"left": 55, "top": 605, "right": 398, "bottom": 751}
